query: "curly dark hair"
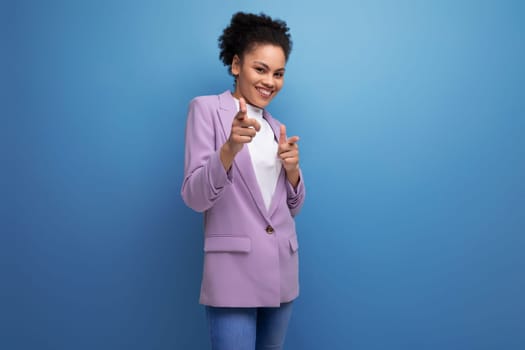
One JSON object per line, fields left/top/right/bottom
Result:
{"left": 218, "top": 12, "right": 292, "bottom": 74}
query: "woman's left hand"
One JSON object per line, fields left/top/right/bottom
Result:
{"left": 278, "top": 124, "right": 300, "bottom": 187}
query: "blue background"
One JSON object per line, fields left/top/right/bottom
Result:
{"left": 3, "top": 0, "right": 524, "bottom": 349}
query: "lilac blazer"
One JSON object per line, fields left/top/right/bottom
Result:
{"left": 181, "top": 90, "right": 305, "bottom": 307}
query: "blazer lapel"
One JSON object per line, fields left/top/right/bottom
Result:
{"left": 217, "top": 91, "right": 269, "bottom": 220}
{"left": 263, "top": 110, "right": 286, "bottom": 218}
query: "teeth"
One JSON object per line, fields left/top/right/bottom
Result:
{"left": 257, "top": 88, "right": 271, "bottom": 97}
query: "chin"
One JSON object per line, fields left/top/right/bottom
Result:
{"left": 246, "top": 97, "right": 268, "bottom": 109}
{"left": 252, "top": 95, "right": 274, "bottom": 108}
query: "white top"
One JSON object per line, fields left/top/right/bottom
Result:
{"left": 234, "top": 99, "right": 281, "bottom": 210}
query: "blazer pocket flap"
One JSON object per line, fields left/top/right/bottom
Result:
{"left": 204, "top": 236, "right": 251, "bottom": 253}
{"left": 289, "top": 235, "right": 299, "bottom": 253}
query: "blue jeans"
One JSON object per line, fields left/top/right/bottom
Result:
{"left": 206, "top": 301, "right": 293, "bottom": 350}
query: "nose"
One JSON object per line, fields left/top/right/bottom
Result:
{"left": 261, "top": 73, "right": 275, "bottom": 88}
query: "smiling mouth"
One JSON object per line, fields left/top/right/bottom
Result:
{"left": 256, "top": 87, "right": 273, "bottom": 98}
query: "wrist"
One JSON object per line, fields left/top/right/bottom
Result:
{"left": 286, "top": 168, "right": 300, "bottom": 188}
{"left": 220, "top": 141, "right": 239, "bottom": 171}
{"left": 223, "top": 140, "right": 240, "bottom": 157}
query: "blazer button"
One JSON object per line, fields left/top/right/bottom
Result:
{"left": 265, "top": 225, "right": 274, "bottom": 234}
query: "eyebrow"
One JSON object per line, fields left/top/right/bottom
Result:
{"left": 253, "top": 61, "right": 285, "bottom": 72}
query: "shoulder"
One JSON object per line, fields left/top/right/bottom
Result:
{"left": 185, "top": 91, "right": 234, "bottom": 128}
{"left": 190, "top": 94, "right": 219, "bottom": 107}
{"left": 186, "top": 94, "right": 220, "bottom": 122}
{"left": 189, "top": 90, "right": 232, "bottom": 109}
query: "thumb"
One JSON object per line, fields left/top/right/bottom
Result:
{"left": 279, "top": 124, "right": 287, "bottom": 144}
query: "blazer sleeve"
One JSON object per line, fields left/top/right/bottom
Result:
{"left": 285, "top": 168, "right": 306, "bottom": 217}
{"left": 181, "top": 97, "right": 233, "bottom": 212}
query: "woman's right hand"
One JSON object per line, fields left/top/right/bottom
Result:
{"left": 220, "top": 98, "right": 260, "bottom": 170}
{"left": 221, "top": 97, "right": 261, "bottom": 171}
{"left": 228, "top": 97, "right": 261, "bottom": 154}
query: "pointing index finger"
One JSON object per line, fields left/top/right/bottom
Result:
{"left": 287, "top": 135, "right": 300, "bottom": 144}
{"left": 279, "top": 124, "right": 287, "bottom": 144}
{"left": 236, "top": 97, "right": 247, "bottom": 120}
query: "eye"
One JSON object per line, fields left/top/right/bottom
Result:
{"left": 274, "top": 72, "right": 284, "bottom": 78}
{"left": 254, "top": 67, "right": 265, "bottom": 74}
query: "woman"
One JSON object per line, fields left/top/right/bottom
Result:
{"left": 181, "top": 12, "right": 305, "bottom": 350}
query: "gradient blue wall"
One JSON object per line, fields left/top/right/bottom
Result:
{"left": 3, "top": 1, "right": 524, "bottom": 349}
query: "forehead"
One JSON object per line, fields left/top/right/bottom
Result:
{"left": 243, "top": 44, "right": 286, "bottom": 68}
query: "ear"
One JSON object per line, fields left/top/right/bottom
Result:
{"left": 231, "top": 54, "right": 241, "bottom": 76}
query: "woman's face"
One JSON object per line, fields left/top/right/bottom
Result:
{"left": 231, "top": 44, "right": 286, "bottom": 109}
